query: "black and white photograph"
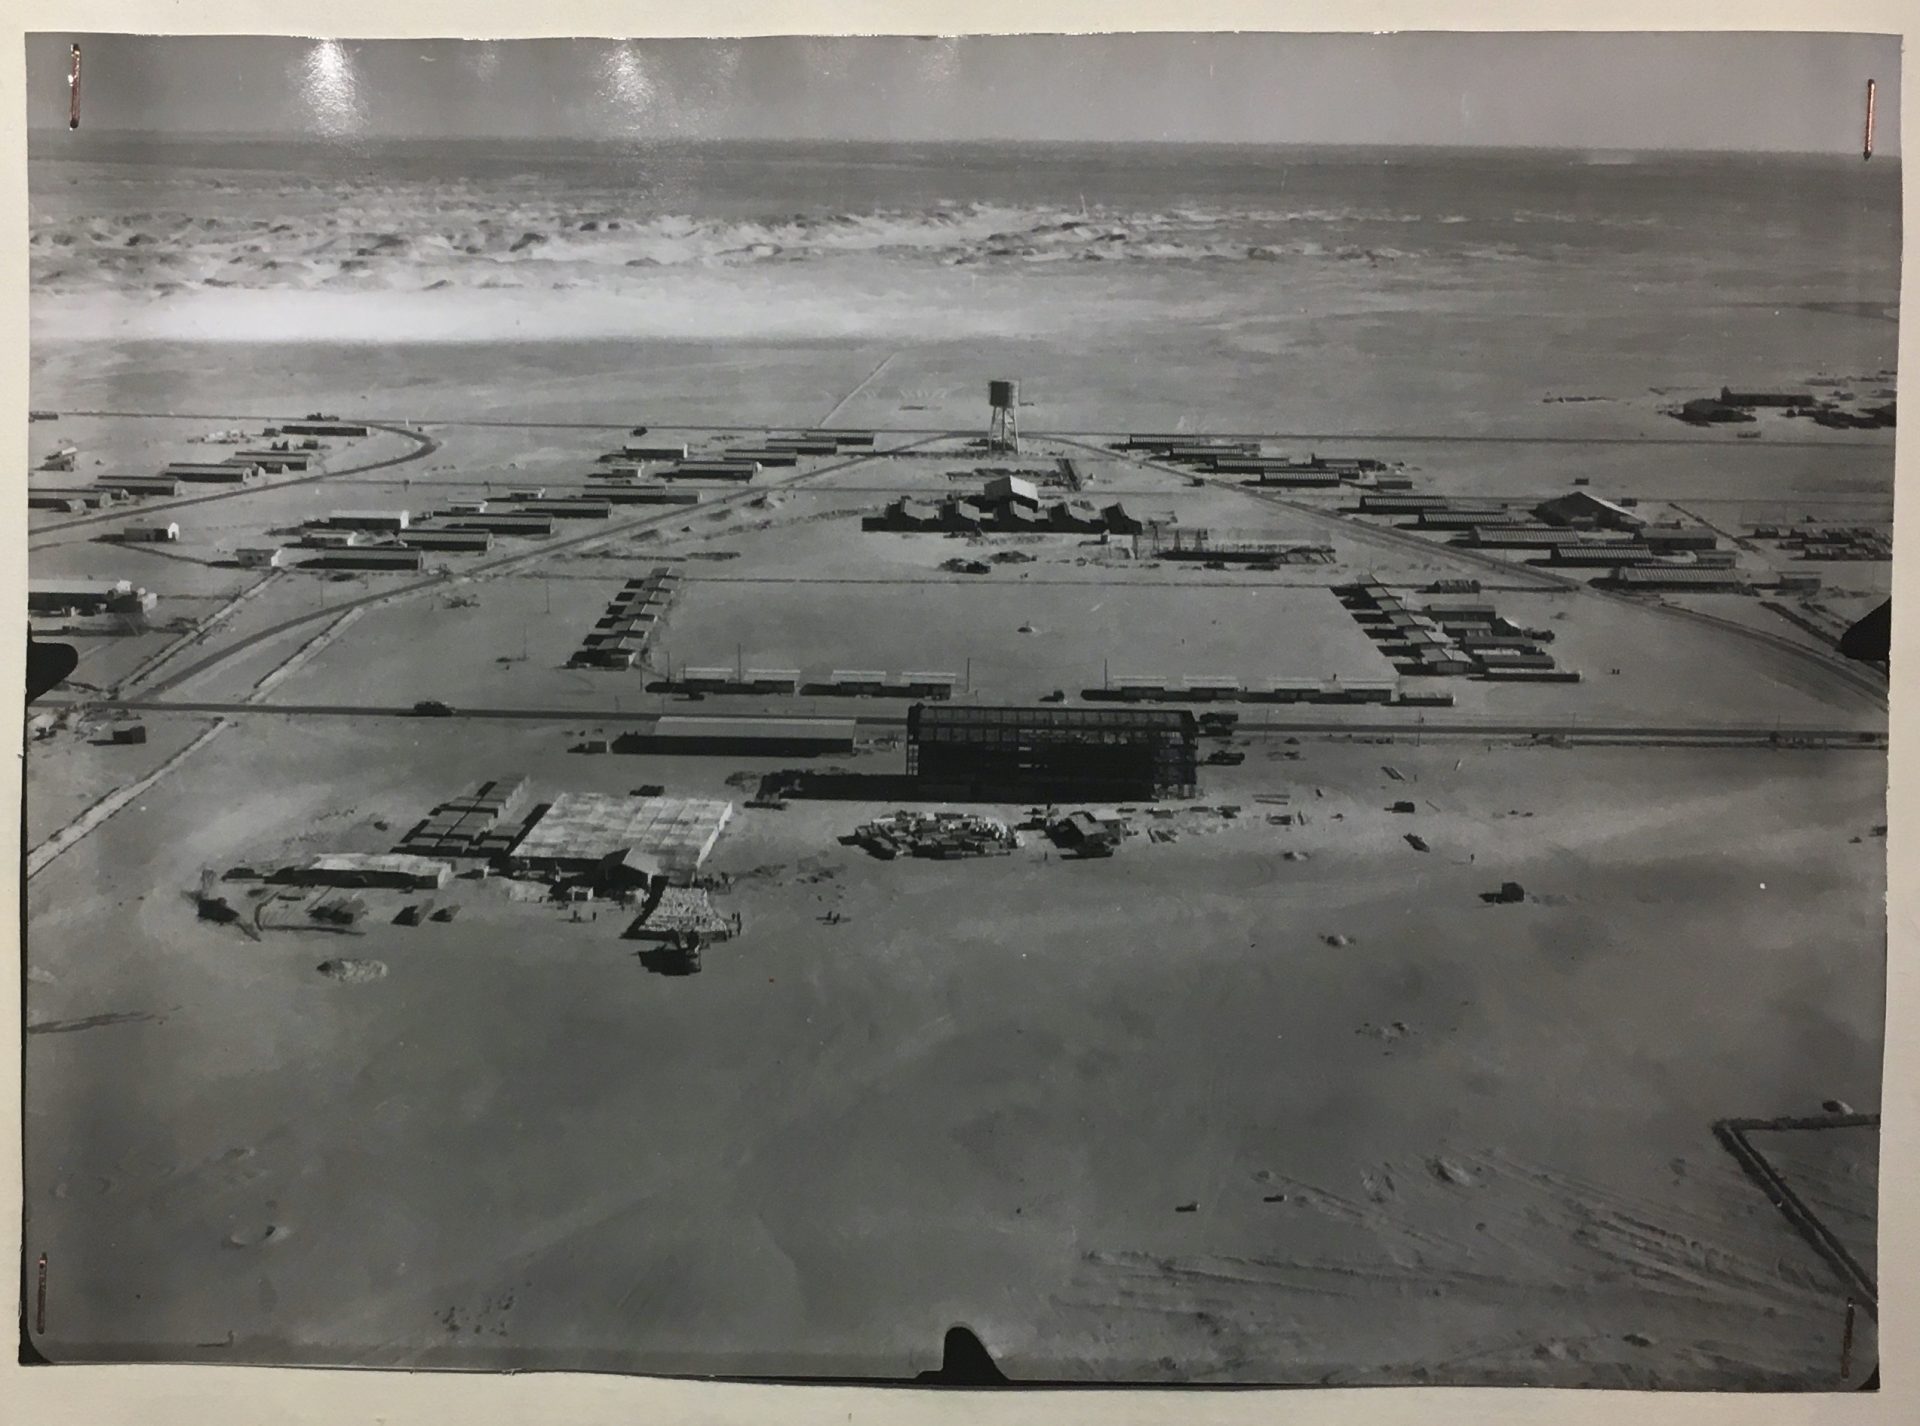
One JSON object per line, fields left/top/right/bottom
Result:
{"left": 19, "top": 28, "right": 1896, "bottom": 1389}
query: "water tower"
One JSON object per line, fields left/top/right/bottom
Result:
{"left": 987, "top": 378, "right": 1020, "bottom": 455}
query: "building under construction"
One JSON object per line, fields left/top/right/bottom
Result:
{"left": 906, "top": 704, "right": 1198, "bottom": 802}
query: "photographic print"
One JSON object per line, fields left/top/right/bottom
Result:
{"left": 20, "top": 30, "right": 1895, "bottom": 1388}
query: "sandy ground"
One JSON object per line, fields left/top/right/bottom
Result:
{"left": 23, "top": 714, "right": 223, "bottom": 850}
{"left": 22, "top": 223, "right": 1893, "bottom": 1384}
{"left": 21, "top": 715, "right": 1883, "bottom": 1384}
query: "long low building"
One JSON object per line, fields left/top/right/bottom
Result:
{"left": 284, "top": 853, "right": 450, "bottom": 889}
{"left": 300, "top": 548, "right": 426, "bottom": 572}
{"left": 441, "top": 513, "right": 557, "bottom": 535}
{"left": 612, "top": 716, "right": 856, "bottom": 757}
{"left": 323, "top": 510, "right": 411, "bottom": 532}
{"left": 278, "top": 421, "right": 369, "bottom": 437}
{"left": 1465, "top": 527, "right": 1627, "bottom": 549}
{"left": 95, "top": 475, "right": 185, "bottom": 497}
{"left": 515, "top": 498, "right": 611, "bottom": 519}
{"left": 582, "top": 485, "right": 700, "bottom": 505}
{"left": 164, "top": 462, "right": 259, "bottom": 483}
{"left": 402, "top": 528, "right": 495, "bottom": 552}
{"left": 666, "top": 460, "right": 760, "bottom": 480}
{"left": 28, "top": 578, "right": 156, "bottom": 616}
{"left": 1605, "top": 566, "right": 1752, "bottom": 592}
{"left": 1240, "top": 468, "right": 1342, "bottom": 487}
{"left": 1546, "top": 544, "right": 1656, "bottom": 566}
{"left": 240, "top": 448, "right": 314, "bottom": 469}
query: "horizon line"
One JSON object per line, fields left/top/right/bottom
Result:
{"left": 24, "top": 128, "right": 1898, "bottom": 159}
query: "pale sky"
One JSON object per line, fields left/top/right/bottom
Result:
{"left": 24, "top": 31, "right": 1902, "bottom": 153}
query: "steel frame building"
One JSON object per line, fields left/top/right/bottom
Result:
{"left": 906, "top": 704, "right": 1198, "bottom": 802}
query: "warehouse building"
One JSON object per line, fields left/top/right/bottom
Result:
{"left": 35, "top": 487, "right": 129, "bottom": 510}
{"left": 582, "top": 485, "right": 700, "bottom": 505}
{"left": 322, "top": 509, "right": 411, "bottom": 532}
{"left": 1533, "top": 491, "right": 1647, "bottom": 531}
{"left": 279, "top": 421, "right": 369, "bottom": 437}
{"left": 165, "top": 461, "right": 260, "bottom": 483}
{"left": 907, "top": 704, "right": 1199, "bottom": 802}
{"left": 1359, "top": 494, "right": 1450, "bottom": 513}
{"left": 676, "top": 667, "right": 802, "bottom": 695}
{"left": 1240, "top": 467, "right": 1342, "bottom": 488}
{"left": 724, "top": 448, "right": 801, "bottom": 467}
{"left": 28, "top": 578, "right": 156, "bottom": 617}
{"left": 515, "top": 497, "right": 611, "bottom": 519}
{"left": 666, "top": 460, "right": 760, "bottom": 480}
{"left": 1719, "top": 387, "right": 1811, "bottom": 408}
{"left": 1546, "top": 543, "right": 1656, "bottom": 566}
{"left": 236, "top": 547, "right": 287, "bottom": 568}
{"left": 1642, "top": 525, "right": 1720, "bottom": 553}
{"left": 301, "top": 548, "right": 426, "bottom": 572}
{"left": 612, "top": 716, "right": 856, "bottom": 758}
{"left": 1416, "top": 510, "right": 1531, "bottom": 530}
{"left": 507, "top": 793, "right": 733, "bottom": 882}
{"left": 283, "top": 853, "right": 451, "bottom": 890}
{"left": 1605, "top": 566, "right": 1752, "bottom": 593}
{"left": 1466, "top": 527, "right": 1626, "bottom": 549}
{"left": 442, "top": 512, "right": 557, "bottom": 536}
{"left": 121, "top": 521, "right": 181, "bottom": 542}
{"left": 622, "top": 443, "right": 691, "bottom": 461}
{"left": 240, "top": 448, "right": 314, "bottom": 470}
{"left": 96, "top": 475, "right": 184, "bottom": 498}
{"left": 402, "top": 528, "right": 495, "bottom": 552}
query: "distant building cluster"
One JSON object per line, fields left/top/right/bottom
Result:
{"left": 1673, "top": 384, "right": 1895, "bottom": 429}
{"left": 1112, "top": 434, "right": 1400, "bottom": 489}
{"left": 1339, "top": 581, "right": 1579, "bottom": 683}
{"left": 1747, "top": 523, "right": 1891, "bottom": 563}
{"left": 1354, "top": 489, "right": 1761, "bottom": 592}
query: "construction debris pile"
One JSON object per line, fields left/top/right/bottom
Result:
{"left": 854, "top": 810, "right": 1017, "bottom": 860}
{"left": 629, "top": 885, "right": 736, "bottom": 941}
